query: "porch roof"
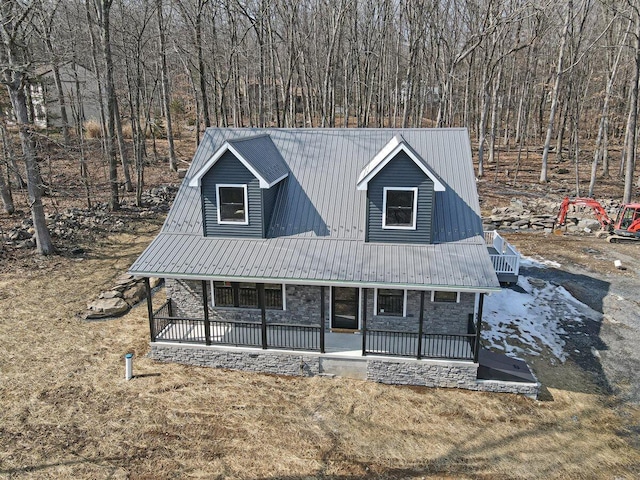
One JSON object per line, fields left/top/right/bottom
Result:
{"left": 130, "top": 233, "right": 500, "bottom": 291}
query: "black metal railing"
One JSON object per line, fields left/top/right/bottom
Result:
{"left": 151, "top": 300, "right": 320, "bottom": 351}
{"left": 364, "top": 329, "right": 476, "bottom": 360}
{"left": 266, "top": 323, "right": 321, "bottom": 351}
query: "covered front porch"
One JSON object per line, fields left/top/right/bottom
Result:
{"left": 146, "top": 290, "right": 483, "bottom": 362}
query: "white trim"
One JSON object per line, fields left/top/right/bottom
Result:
{"left": 216, "top": 184, "right": 249, "bottom": 225}
{"left": 188, "top": 142, "right": 287, "bottom": 189}
{"left": 382, "top": 187, "right": 418, "bottom": 230}
{"left": 358, "top": 287, "right": 363, "bottom": 329}
{"left": 403, "top": 289, "right": 408, "bottom": 317}
{"left": 210, "top": 280, "right": 216, "bottom": 307}
{"left": 431, "top": 291, "right": 460, "bottom": 303}
{"left": 356, "top": 137, "right": 446, "bottom": 191}
{"left": 374, "top": 287, "right": 407, "bottom": 317}
{"left": 373, "top": 287, "right": 378, "bottom": 315}
{"left": 282, "top": 283, "right": 287, "bottom": 311}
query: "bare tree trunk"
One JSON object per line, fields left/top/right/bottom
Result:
{"left": 95, "top": 0, "right": 119, "bottom": 211}
{"left": 623, "top": 17, "right": 640, "bottom": 204}
{"left": 0, "top": 2, "right": 53, "bottom": 254}
{"left": 540, "top": 0, "right": 572, "bottom": 183}
{"left": 589, "top": 16, "right": 630, "bottom": 196}
{"left": 156, "top": 0, "right": 177, "bottom": 170}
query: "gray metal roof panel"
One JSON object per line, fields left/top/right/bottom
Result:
{"left": 131, "top": 233, "right": 499, "bottom": 289}
{"left": 136, "top": 128, "right": 497, "bottom": 289}
{"left": 227, "top": 134, "right": 289, "bottom": 185}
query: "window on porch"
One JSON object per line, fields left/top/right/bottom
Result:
{"left": 376, "top": 289, "right": 404, "bottom": 316}
{"left": 212, "top": 282, "right": 283, "bottom": 309}
{"left": 432, "top": 291, "right": 459, "bottom": 303}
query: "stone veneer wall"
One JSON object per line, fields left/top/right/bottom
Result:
{"left": 364, "top": 289, "right": 475, "bottom": 335}
{"left": 150, "top": 343, "right": 320, "bottom": 376}
{"left": 367, "top": 357, "right": 539, "bottom": 398}
{"left": 165, "top": 279, "right": 330, "bottom": 327}
{"left": 150, "top": 342, "right": 539, "bottom": 398}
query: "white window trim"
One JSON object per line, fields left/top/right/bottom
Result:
{"left": 374, "top": 287, "right": 407, "bottom": 317}
{"left": 382, "top": 186, "right": 418, "bottom": 230}
{"left": 216, "top": 183, "right": 249, "bottom": 225}
{"left": 431, "top": 291, "right": 460, "bottom": 303}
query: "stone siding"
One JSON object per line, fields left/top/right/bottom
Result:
{"left": 367, "top": 357, "right": 479, "bottom": 388}
{"left": 149, "top": 342, "right": 539, "bottom": 398}
{"left": 150, "top": 343, "right": 320, "bottom": 376}
{"left": 364, "top": 289, "right": 475, "bottom": 335}
{"left": 165, "top": 280, "right": 329, "bottom": 327}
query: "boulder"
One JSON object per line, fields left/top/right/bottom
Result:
{"left": 99, "top": 290, "right": 123, "bottom": 299}
{"left": 123, "top": 282, "right": 146, "bottom": 306}
{"left": 86, "top": 297, "right": 130, "bottom": 319}
{"left": 149, "top": 277, "right": 162, "bottom": 288}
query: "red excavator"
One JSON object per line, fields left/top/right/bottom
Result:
{"left": 555, "top": 197, "right": 640, "bottom": 243}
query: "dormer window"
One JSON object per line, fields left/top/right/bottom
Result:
{"left": 383, "top": 187, "right": 417, "bottom": 229}
{"left": 216, "top": 184, "right": 248, "bottom": 224}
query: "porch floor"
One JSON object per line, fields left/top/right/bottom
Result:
{"left": 154, "top": 323, "right": 473, "bottom": 360}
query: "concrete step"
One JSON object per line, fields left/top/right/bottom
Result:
{"left": 319, "top": 357, "right": 367, "bottom": 380}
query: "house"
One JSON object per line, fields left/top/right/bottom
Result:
{"left": 30, "top": 63, "right": 101, "bottom": 129}
{"left": 129, "top": 128, "right": 538, "bottom": 397}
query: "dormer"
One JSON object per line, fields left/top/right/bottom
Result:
{"left": 188, "top": 134, "right": 288, "bottom": 238}
{"left": 357, "top": 136, "right": 445, "bottom": 244}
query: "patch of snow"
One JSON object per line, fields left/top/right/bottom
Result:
{"left": 483, "top": 276, "right": 588, "bottom": 362}
{"left": 519, "top": 255, "right": 561, "bottom": 269}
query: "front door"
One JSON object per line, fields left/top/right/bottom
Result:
{"left": 332, "top": 287, "right": 359, "bottom": 330}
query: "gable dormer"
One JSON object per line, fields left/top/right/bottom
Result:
{"left": 357, "top": 136, "right": 445, "bottom": 244}
{"left": 188, "top": 134, "right": 288, "bottom": 238}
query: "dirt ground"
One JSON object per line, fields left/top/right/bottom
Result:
{"left": 0, "top": 137, "right": 639, "bottom": 478}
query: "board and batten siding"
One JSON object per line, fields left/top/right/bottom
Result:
{"left": 201, "top": 151, "right": 264, "bottom": 238}
{"left": 366, "top": 151, "right": 435, "bottom": 243}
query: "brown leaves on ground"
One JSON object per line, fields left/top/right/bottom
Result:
{"left": 0, "top": 227, "right": 639, "bottom": 479}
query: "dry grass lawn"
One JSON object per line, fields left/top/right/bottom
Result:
{"left": 0, "top": 224, "right": 639, "bottom": 479}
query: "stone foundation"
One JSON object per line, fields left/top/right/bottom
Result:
{"left": 149, "top": 342, "right": 539, "bottom": 398}
{"left": 150, "top": 343, "right": 320, "bottom": 377}
{"left": 367, "top": 357, "right": 479, "bottom": 388}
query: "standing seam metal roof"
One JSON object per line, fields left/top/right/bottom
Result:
{"left": 130, "top": 128, "right": 499, "bottom": 291}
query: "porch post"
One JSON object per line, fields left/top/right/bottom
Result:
{"left": 361, "top": 288, "right": 367, "bottom": 356}
{"left": 320, "top": 286, "right": 326, "bottom": 353}
{"left": 144, "top": 277, "right": 155, "bottom": 341}
{"left": 258, "top": 283, "right": 267, "bottom": 349}
{"left": 201, "top": 280, "right": 211, "bottom": 346}
{"left": 416, "top": 291, "right": 425, "bottom": 360}
{"left": 474, "top": 293, "right": 485, "bottom": 363}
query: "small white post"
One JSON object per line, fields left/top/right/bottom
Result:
{"left": 125, "top": 353, "right": 134, "bottom": 380}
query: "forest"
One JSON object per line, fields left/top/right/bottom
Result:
{"left": 0, "top": 0, "right": 639, "bottom": 254}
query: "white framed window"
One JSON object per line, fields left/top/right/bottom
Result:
{"left": 216, "top": 184, "right": 248, "bottom": 224}
{"left": 374, "top": 288, "right": 407, "bottom": 316}
{"left": 431, "top": 291, "right": 460, "bottom": 303}
{"left": 382, "top": 187, "right": 418, "bottom": 230}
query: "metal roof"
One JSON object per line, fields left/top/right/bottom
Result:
{"left": 131, "top": 128, "right": 499, "bottom": 291}
{"left": 356, "top": 135, "right": 445, "bottom": 191}
{"left": 189, "top": 134, "right": 289, "bottom": 188}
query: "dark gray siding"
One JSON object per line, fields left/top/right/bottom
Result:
{"left": 261, "top": 181, "right": 281, "bottom": 237}
{"left": 202, "top": 151, "right": 263, "bottom": 238}
{"left": 366, "top": 151, "right": 434, "bottom": 243}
